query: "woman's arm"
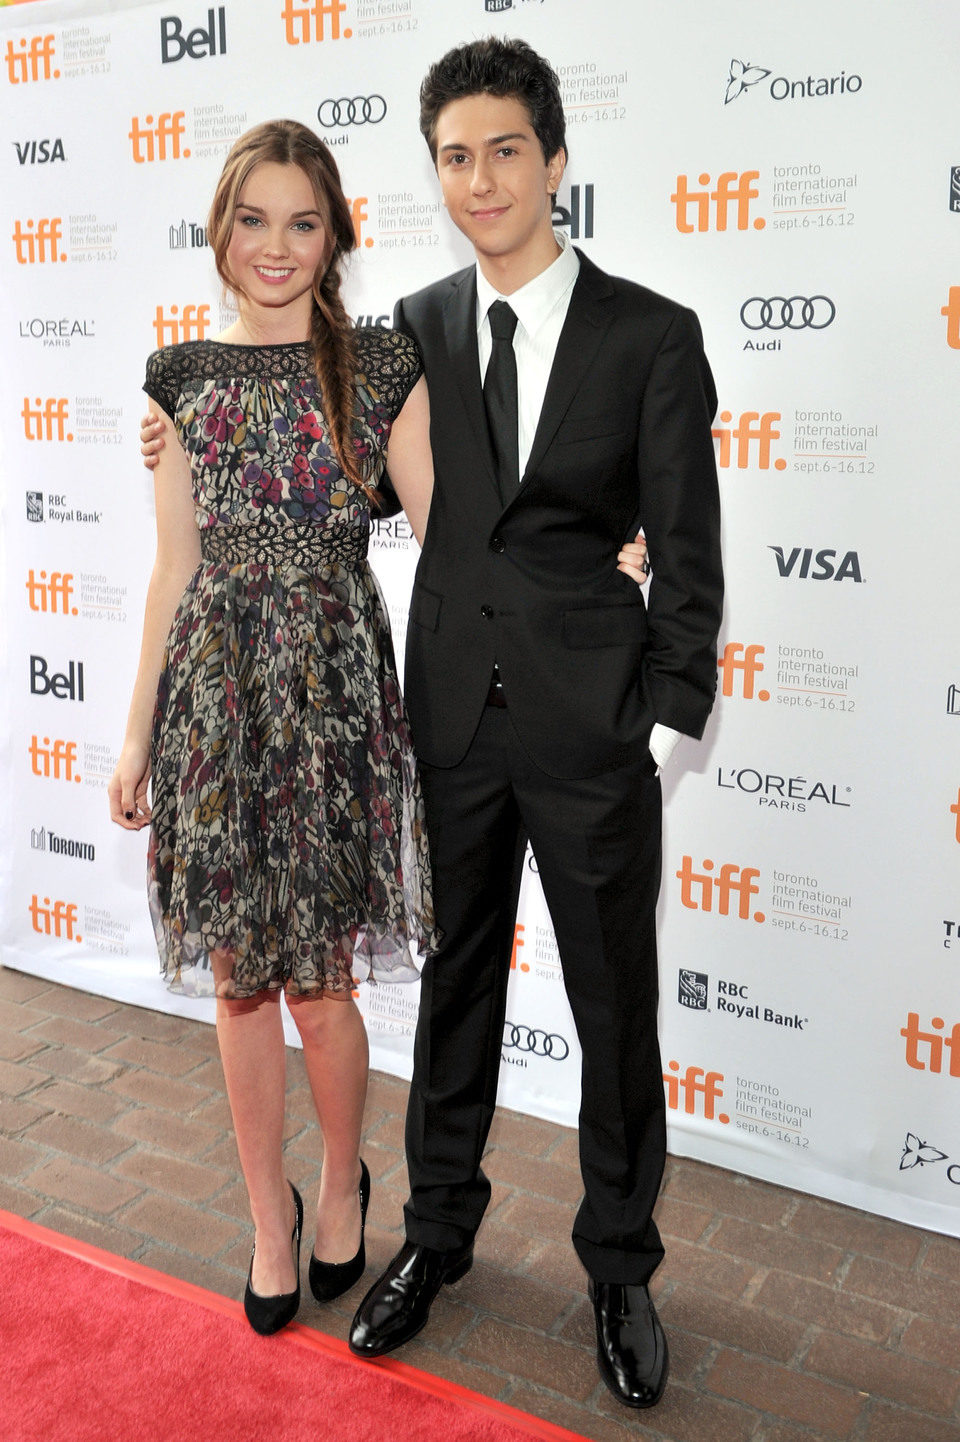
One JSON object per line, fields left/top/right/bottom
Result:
{"left": 381, "top": 376, "right": 434, "bottom": 546}
{"left": 108, "top": 410, "right": 201, "bottom": 829}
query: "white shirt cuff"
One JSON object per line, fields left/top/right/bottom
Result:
{"left": 649, "top": 723, "right": 682, "bottom": 771}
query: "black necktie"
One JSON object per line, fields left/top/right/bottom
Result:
{"left": 483, "top": 300, "right": 519, "bottom": 495}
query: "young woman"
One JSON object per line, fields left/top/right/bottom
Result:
{"left": 108, "top": 120, "right": 436, "bottom": 1334}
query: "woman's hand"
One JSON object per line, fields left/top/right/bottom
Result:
{"left": 140, "top": 411, "right": 166, "bottom": 470}
{"left": 108, "top": 744, "right": 153, "bottom": 829}
{"left": 618, "top": 532, "right": 650, "bottom": 585}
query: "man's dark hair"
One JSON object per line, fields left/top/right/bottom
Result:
{"left": 419, "top": 37, "right": 567, "bottom": 167}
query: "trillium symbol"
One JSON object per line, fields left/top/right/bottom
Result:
{"left": 725, "top": 58, "right": 772, "bottom": 105}
{"left": 900, "top": 1132, "right": 948, "bottom": 1170}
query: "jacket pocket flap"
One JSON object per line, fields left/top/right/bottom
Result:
{"left": 562, "top": 602, "right": 647, "bottom": 649}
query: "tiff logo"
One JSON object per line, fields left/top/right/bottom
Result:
{"left": 942, "top": 287, "right": 960, "bottom": 350}
{"left": 26, "top": 571, "right": 76, "bottom": 615}
{"left": 712, "top": 411, "right": 785, "bottom": 470}
{"left": 717, "top": 643, "right": 768, "bottom": 701}
{"left": 282, "top": 0, "right": 351, "bottom": 44}
{"left": 129, "top": 112, "right": 189, "bottom": 163}
{"left": 29, "top": 896, "right": 81, "bottom": 941}
{"left": 22, "top": 398, "right": 71, "bottom": 441}
{"left": 676, "top": 857, "right": 765, "bottom": 922}
{"left": 153, "top": 304, "right": 211, "bottom": 346}
{"left": 952, "top": 787, "right": 960, "bottom": 844}
{"left": 664, "top": 1061, "right": 728, "bottom": 1123}
{"left": 347, "top": 196, "right": 371, "bottom": 249}
{"left": 672, "top": 171, "right": 765, "bottom": 233}
{"left": 902, "top": 1013, "right": 960, "bottom": 1077}
{"left": 12, "top": 219, "right": 65, "bottom": 264}
{"left": 5, "top": 35, "right": 59, "bottom": 83}
{"left": 29, "top": 736, "right": 80, "bottom": 782}
{"left": 510, "top": 923, "right": 530, "bottom": 973}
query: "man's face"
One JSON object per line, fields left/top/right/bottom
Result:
{"left": 433, "top": 93, "right": 565, "bottom": 271}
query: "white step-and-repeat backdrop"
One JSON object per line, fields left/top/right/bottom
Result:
{"left": 2, "top": 0, "right": 958, "bottom": 1239}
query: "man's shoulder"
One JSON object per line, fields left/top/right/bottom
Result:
{"left": 398, "top": 265, "right": 474, "bottom": 319}
{"left": 575, "top": 250, "right": 696, "bottom": 324}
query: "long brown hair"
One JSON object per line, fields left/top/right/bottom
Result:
{"left": 208, "top": 120, "right": 374, "bottom": 500}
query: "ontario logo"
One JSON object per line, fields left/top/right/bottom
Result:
{"left": 899, "top": 1132, "right": 960, "bottom": 1190}
{"left": 724, "top": 57, "right": 862, "bottom": 105}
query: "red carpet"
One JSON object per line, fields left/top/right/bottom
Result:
{"left": 0, "top": 1211, "right": 586, "bottom": 1442}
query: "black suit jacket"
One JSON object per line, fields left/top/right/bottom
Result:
{"left": 394, "top": 249, "right": 723, "bottom": 780}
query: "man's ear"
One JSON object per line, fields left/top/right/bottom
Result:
{"left": 547, "top": 148, "right": 567, "bottom": 195}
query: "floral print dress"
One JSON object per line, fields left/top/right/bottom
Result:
{"left": 143, "top": 330, "right": 435, "bottom": 999}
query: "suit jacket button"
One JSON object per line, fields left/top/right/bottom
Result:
{"left": 480, "top": 605, "right": 494, "bottom": 619}
{"left": 490, "top": 535, "right": 505, "bottom": 553}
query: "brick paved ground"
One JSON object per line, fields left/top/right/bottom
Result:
{"left": 2, "top": 962, "right": 959, "bottom": 1442}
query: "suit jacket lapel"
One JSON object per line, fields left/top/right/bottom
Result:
{"left": 442, "top": 269, "right": 501, "bottom": 498}
{"left": 521, "top": 252, "right": 615, "bottom": 485}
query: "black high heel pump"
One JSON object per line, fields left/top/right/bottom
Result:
{"left": 309, "top": 1159, "right": 370, "bottom": 1303}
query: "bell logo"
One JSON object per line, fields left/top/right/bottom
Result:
{"left": 901, "top": 1013, "right": 960, "bottom": 1077}
{"left": 712, "top": 411, "right": 785, "bottom": 470}
{"left": 510, "top": 923, "right": 529, "bottom": 972}
{"left": 282, "top": 0, "right": 352, "bottom": 44}
{"left": 671, "top": 171, "right": 765, "bottom": 233}
{"left": 663, "top": 1061, "right": 729, "bottom": 1123}
{"left": 26, "top": 571, "right": 76, "bottom": 615}
{"left": 29, "top": 736, "right": 81, "bottom": 783}
{"left": 29, "top": 896, "right": 81, "bottom": 942}
{"left": 717, "top": 642, "right": 768, "bottom": 700}
{"left": 347, "top": 197, "right": 372, "bottom": 250}
{"left": 676, "top": 857, "right": 765, "bottom": 922}
{"left": 552, "top": 184, "right": 594, "bottom": 240}
{"left": 22, "top": 398, "right": 72, "bottom": 441}
{"left": 12, "top": 219, "right": 65, "bottom": 265}
{"left": 951, "top": 787, "right": 960, "bottom": 843}
{"left": 153, "top": 304, "right": 211, "bottom": 346}
{"left": 129, "top": 113, "right": 189, "bottom": 163}
{"left": 30, "top": 656, "right": 85, "bottom": 700}
{"left": 5, "top": 35, "right": 59, "bottom": 83}
{"left": 161, "top": 8, "right": 227, "bottom": 63}
{"left": 942, "top": 288, "right": 960, "bottom": 349}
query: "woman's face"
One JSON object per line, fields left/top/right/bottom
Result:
{"left": 225, "top": 161, "right": 328, "bottom": 319}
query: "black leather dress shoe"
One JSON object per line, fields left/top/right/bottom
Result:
{"left": 591, "top": 1281, "right": 669, "bottom": 1408}
{"left": 348, "top": 1240, "right": 473, "bottom": 1357}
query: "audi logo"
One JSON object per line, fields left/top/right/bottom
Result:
{"left": 502, "top": 1022, "right": 570, "bottom": 1060}
{"left": 740, "top": 295, "right": 836, "bottom": 331}
{"left": 317, "top": 96, "right": 387, "bottom": 128}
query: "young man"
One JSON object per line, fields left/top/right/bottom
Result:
{"left": 348, "top": 38, "right": 723, "bottom": 1410}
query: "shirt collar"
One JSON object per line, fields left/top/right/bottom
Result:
{"left": 476, "top": 230, "right": 580, "bottom": 338}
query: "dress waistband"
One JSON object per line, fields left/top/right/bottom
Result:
{"left": 200, "top": 522, "right": 367, "bottom": 570}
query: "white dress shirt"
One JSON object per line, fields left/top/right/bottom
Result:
{"left": 475, "top": 231, "right": 681, "bottom": 771}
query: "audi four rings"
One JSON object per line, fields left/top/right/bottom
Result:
{"left": 502, "top": 1023, "right": 570, "bottom": 1060}
{"left": 740, "top": 296, "right": 836, "bottom": 330}
{"left": 317, "top": 96, "right": 387, "bottom": 127}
